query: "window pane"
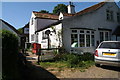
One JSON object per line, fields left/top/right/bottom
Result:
{"left": 42, "top": 32, "right": 47, "bottom": 39}
{"left": 92, "top": 31, "right": 94, "bottom": 34}
{"left": 91, "top": 35, "right": 95, "bottom": 46}
{"left": 100, "top": 32, "right": 104, "bottom": 42}
{"left": 80, "top": 30, "right": 84, "bottom": 33}
{"left": 72, "top": 30, "right": 77, "bottom": 33}
{"left": 106, "top": 10, "right": 113, "bottom": 21}
{"left": 71, "top": 34, "right": 78, "bottom": 47}
{"left": 99, "top": 42, "right": 120, "bottom": 49}
{"left": 79, "top": 34, "right": 85, "bottom": 47}
{"left": 86, "top": 35, "right": 90, "bottom": 47}
{"left": 105, "top": 32, "right": 109, "bottom": 41}
{"left": 86, "top": 31, "right": 90, "bottom": 33}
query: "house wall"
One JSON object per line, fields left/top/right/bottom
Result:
{"left": 37, "top": 23, "right": 62, "bottom": 48}
{"left": 29, "top": 12, "right": 62, "bottom": 48}
{"left": 62, "top": 2, "right": 120, "bottom": 53}
{"left": 29, "top": 12, "right": 36, "bottom": 43}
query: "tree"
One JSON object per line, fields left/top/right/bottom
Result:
{"left": 39, "top": 10, "right": 49, "bottom": 13}
{"left": 53, "top": 4, "right": 67, "bottom": 14}
{"left": 18, "top": 28, "right": 23, "bottom": 34}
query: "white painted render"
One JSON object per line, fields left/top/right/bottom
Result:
{"left": 29, "top": 12, "right": 62, "bottom": 48}
{"left": 29, "top": 12, "right": 36, "bottom": 43}
{"left": 37, "top": 23, "right": 62, "bottom": 48}
{"left": 62, "top": 2, "right": 120, "bottom": 53}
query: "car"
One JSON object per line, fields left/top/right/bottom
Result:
{"left": 94, "top": 41, "right": 120, "bottom": 67}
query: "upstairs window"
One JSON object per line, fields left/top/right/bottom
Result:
{"left": 106, "top": 10, "right": 114, "bottom": 21}
{"left": 117, "top": 13, "right": 120, "bottom": 23}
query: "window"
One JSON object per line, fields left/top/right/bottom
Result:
{"left": 72, "top": 30, "right": 77, "bottom": 33}
{"left": 86, "top": 35, "right": 90, "bottom": 47}
{"left": 71, "top": 34, "right": 78, "bottom": 47}
{"left": 91, "top": 35, "right": 95, "bottom": 46}
{"left": 117, "top": 13, "right": 120, "bottom": 23}
{"left": 35, "top": 33, "right": 38, "bottom": 42}
{"left": 106, "top": 10, "right": 114, "bottom": 21}
{"left": 31, "top": 34, "right": 34, "bottom": 41}
{"left": 42, "top": 31, "right": 47, "bottom": 39}
{"left": 99, "top": 42, "right": 120, "bottom": 49}
{"left": 100, "top": 31, "right": 110, "bottom": 42}
{"left": 79, "top": 34, "right": 85, "bottom": 47}
{"left": 71, "top": 29, "right": 95, "bottom": 47}
{"left": 100, "top": 32, "right": 104, "bottom": 42}
{"left": 80, "top": 30, "right": 84, "bottom": 33}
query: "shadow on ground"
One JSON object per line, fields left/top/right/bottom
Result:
{"left": 21, "top": 61, "right": 60, "bottom": 80}
{"left": 101, "top": 65, "right": 120, "bottom": 72}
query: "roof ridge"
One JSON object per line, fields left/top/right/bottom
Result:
{"left": 1, "top": 19, "right": 20, "bottom": 35}
{"left": 33, "top": 11, "right": 58, "bottom": 16}
{"left": 75, "top": 1, "right": 106, "bottom": 16}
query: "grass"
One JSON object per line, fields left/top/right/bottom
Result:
{"left": 40, "top": 60, "right": 94, "bottom": 72}
{"left": 39, "top": 53, "right": 95, "bottom": 72}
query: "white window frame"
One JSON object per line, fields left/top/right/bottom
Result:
{"left": 71, "top": 29, "right": 95, "bottom": 48}
{"left": 99, "top": 31, "right": 110, "bottom": 42}
{"left": 106, "top": 10, "right": 114, "bottom": 21}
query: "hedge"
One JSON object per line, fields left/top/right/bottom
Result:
{"left": 1, "top": 30, "right": 21, "bottom": 79}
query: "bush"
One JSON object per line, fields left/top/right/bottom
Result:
{"left": 1, "top": 30, "right": 21, "bottom": 79}
{"left": 54, "top": 52, "right": 94, "bottom": 68}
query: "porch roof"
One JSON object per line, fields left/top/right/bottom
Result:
{"left": 112, "top": 25, "right": 120, "bottom": 36}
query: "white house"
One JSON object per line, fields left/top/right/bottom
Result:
{"left": 29, "top": 11, "right": 62, "bottom": 48}
{"left": 62, "top": 1, "right": 120, "bottom": 53}
{"left": 29, "top": 1, "right": 120, "bottom": 54}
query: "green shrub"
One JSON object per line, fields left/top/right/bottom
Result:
{"left": 1, "top": 30, "right": 21, "bottom": 79}
{"left": 54, "top": 52, "right": 94, "bottom": 68}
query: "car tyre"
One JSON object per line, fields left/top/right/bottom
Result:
{"left": 95, "top": 63, "right": 100, "bottom": 67}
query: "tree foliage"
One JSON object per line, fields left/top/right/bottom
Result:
{"left": 2, "top": 30, "right": 21, "bottom": 79}
{"left": 39, "top": 10, "right": 49, "bottom": 13}
{"left": 53, "top": 4, "right": 67, "bottom": 14}
{"left": 18, "top": 28, "right": 23, "bottom": 34}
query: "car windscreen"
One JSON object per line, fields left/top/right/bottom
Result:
{"left": 99, "top": 42, "right": 120, "bottom": 49}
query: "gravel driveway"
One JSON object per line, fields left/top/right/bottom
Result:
{"left": 25, "top": 51, "right": 120, "bottom": 79}
{"left": 48, "top": 65, "right": 120, "bottom": 78}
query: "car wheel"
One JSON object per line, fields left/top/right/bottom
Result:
{"left": 95, "top": 63, "right": 100, "bottom": 67}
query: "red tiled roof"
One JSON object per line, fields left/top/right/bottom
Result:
{"left": 75, "top": 2, "right": 106, "bottom": 16}
{"left": 33, "top": 1, "right": 106, "bottom": 19}
{"left": 33, "top": 11, "right": 59, "bottom": 20}
{"left": 62, "top": 13, "right": 75, "bottom": 16}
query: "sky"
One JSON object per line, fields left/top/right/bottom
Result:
{"left": 1, "top": 0, "right": 120, "bottom": 29}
